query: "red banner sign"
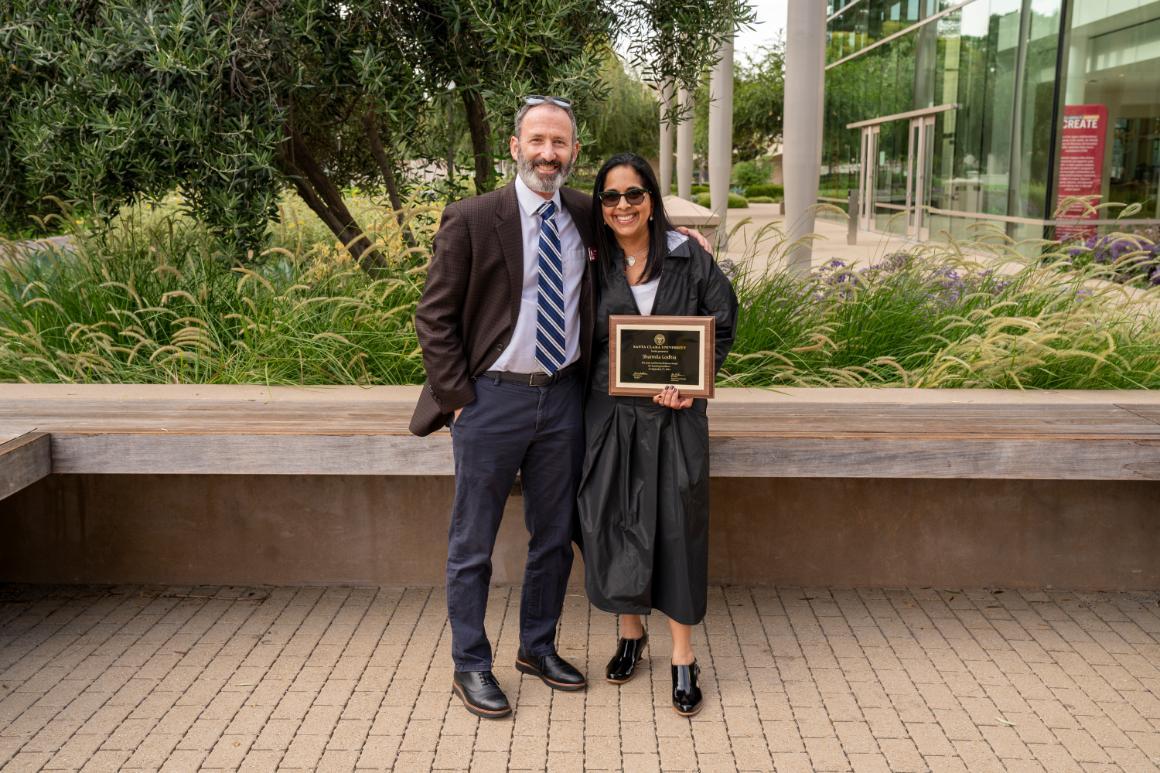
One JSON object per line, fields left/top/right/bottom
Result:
{"left": 1055, "top": 104, "right": 1108, "bottom": 240}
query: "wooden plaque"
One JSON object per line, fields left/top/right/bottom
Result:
{"left": 608, "top": 315, "right": 715, "bottom": 398}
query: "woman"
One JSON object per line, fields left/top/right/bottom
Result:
{"left": 578, "top": 152, "right": 737, "bottom": 716}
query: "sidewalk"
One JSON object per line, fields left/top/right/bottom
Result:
{"left": 720, "top": 204, "right": 924, "bottom": 275}
{"left": 1, "top": 584, "right": 1158, "bottom": 771}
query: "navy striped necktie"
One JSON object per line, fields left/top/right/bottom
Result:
{"left": 534, "top": 200, "right": 566, "bottom": 374}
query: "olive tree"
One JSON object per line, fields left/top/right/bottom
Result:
{"left": 1, "top": 0, "right": 752, "bottom": 267}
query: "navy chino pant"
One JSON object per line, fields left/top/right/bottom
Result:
{"left": 446, "top": 370, "right": 584, "bottom": 672}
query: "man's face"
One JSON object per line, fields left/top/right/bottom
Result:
{"left": 510, "top": 105, "right": 580, "bottom": 196}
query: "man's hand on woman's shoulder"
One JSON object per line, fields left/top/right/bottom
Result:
{"left": 674, "top": 226, "right": 712, "bottom": 254}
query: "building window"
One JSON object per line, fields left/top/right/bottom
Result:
{"left": 1060, "top": 4, "right": 1160, "bottom": 224}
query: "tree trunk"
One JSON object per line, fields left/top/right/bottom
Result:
{"left": 461, "top": 90, "right": 495, "bottom": 194}
{"left": 277, "top": 126, "right": 386, "bottom": 271}
{"left": 363, "top": 112, "right": 413, "bottom": 247}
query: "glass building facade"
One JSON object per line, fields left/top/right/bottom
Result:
{"left": 821, "top": 0, "right": 1160, "bottom": 242}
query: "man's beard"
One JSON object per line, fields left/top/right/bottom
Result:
{"left": 517, "top": 153, "right": 571, "bottom": 194}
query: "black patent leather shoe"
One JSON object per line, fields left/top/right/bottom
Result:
{"left": 672, "top": 660, "right": 703, "bottom": 717}
{"left": 605, "top": 634, "right": 648, "bottom": 684}
{"left": 515, "top": 647, "right": 587, "bottom": 691}
{"left": 452, "top": 670, "right": 511, "bottom": 718}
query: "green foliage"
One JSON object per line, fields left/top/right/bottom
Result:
{"left": 694, "top": 41, "right": 784, "bottom": 162}
{"left": 729, "top": 193, "right": 749, "bottom": 208}
{"left": 1044, "top": 225, "right": 1160, "bottom": 289}
{"left": 722, "top": 250, "right": 1160, "bottom": 389}
{"left": 3, "top": 208, "right": 1160, "bottom": 389}
{"left": 745, "top": 183, "right": 784, "bottom": 199}
{"left": 618, "top": 0, "right": 755, "bottom": 119}
{"left": 2, "top": 1, "right": 283, "bottom": 250}
{"left": 691, "top": 185, "right": 711, "bottom": 195}
{"left": 411, "top": 0, "right": 616, "bottom": 195}
{"left": 695, "top": 193, "right": 748, "bottom": 208}
{"left": 2, "top": 0, "right": 754, "bottom": 264}
{"left": 0, "top": 207, "right": 430, "bottom": 383}
{"left": 731, "top": 44, "right": 785, "bottom": 161}
{"left": 747, "top": 196, "right": 775, "bottom": 203}
{"left": 732, "top": 158, "right": 772, "bottom": 188}
{"left": 582, "top": 50, "right": 659, "bottom": 162}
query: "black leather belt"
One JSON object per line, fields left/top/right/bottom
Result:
{"left": 482, "top": 361, "right": 581, "bottom": 387}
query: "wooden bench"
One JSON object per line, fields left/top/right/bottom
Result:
{"left": 4, "top": 383, "right": 1159, "bottom": 589}
{"left": 0, "top": 433, "right": 50, "bottom": 502}
{"left": 3, "top": 384, "right": 1159, "bottom": 500}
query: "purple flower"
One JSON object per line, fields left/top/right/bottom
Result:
{"left": 879, "top": 252, "right": 914, "bottom": 273}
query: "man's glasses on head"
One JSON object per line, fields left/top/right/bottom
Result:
{"left": 523, "top": 95, "right": 573, "bottom": 110}
{"left": 598, "top": 188, "right": 649, "bottom": 207}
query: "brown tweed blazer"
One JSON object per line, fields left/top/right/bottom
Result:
{"left": 409, "top": 182, "right": 595, "bottom": 436}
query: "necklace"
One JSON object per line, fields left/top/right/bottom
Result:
{"left": 625, "top": 251, "right": 646, "bottom": 268}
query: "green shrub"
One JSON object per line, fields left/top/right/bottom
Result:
{"left": 747, "top": 196, "right": 775, "bottom": 204}
{"left": 691, "top": 184, "right": 710, "bottom": 195}
{"left": 745, "top": 183, "right": 784, "bottom": 199}
{"left": 732, "top": 158, "right": 773, "bottom": 188}
{"left": 692, "top": 192, "right": 748, "bottom": 208}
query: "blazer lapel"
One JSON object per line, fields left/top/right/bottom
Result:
{"left": 494, "top": 183, "right": 524, "bottom": 327}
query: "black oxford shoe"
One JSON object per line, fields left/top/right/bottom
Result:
{"left": 605, "top": 633, "right": 648, "bottom": 684}
{"left": 515, "top": 647, "right": 587, "bottom": 691}
{"left": 672, "top": 660, "right": 703, "bottom": 717}
{"left": 452, "top": 670, "right": 511, "bottom": 719}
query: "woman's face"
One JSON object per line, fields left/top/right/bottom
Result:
{"left": 600, "top": 165, "right": 653, "bottom": 244}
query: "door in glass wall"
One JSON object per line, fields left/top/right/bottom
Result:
{"left": 906, "top": 115, "right": 937, "bottom": 239}
{"left": 874, "top": 119, "right": 912, "bottom": 234}
{"left": 858, "top": 126, "right": 879, "bottom": 230}
{"left": 861, "top": 116, "right": 937, "bottom": 237}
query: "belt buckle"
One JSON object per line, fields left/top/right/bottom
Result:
{"left": 528, "top": 372, "right": 538, "bottom": 387}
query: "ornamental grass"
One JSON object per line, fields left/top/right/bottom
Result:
{"left": 0, "top": 200, "right": 433, "bottom": 384}
{"left": 1, "top": 200, "right": 1158, "bottom": 388}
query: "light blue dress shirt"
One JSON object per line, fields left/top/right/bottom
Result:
{"left": 490, "top": 175, "right": 585, "bottom": 373}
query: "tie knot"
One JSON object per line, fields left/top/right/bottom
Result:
{"left": 538, "top": 200, "right": 556, "bottom": 221}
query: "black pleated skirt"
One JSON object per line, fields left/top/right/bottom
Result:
{"left": 577, "top": 390, "right": 710, "bottom": 625}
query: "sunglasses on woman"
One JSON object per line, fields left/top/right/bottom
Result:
{"left": 598, "top": 188, "right": 650, "bottom": 207}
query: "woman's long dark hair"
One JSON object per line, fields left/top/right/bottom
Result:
{"left": 590, "top": 152, "right": 672, "bottom": 284}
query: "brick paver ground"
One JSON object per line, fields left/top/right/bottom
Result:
{"left": 1, "top": 584, "right": 1158, "bottom": 772}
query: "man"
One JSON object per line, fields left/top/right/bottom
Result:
{"left": 411, "top": 96, "right": 592, "bottom": 719}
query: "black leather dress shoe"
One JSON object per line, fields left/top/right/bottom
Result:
{"left": 605, "top": 634, "right": 648, "bottom": 684}
{"left": 452, "top": 670, "right": 511, "bottom": 719}
{"left": 515, "top": 647, "right": 587, "bottom": 691}
{"left": 672, "top": 660, "right": 703, "bottom": 717}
